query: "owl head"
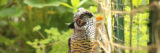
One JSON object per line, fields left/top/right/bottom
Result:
{"left": 69, "top": 8, "right": 95, "bottom": 30}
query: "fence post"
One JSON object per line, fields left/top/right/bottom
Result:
{"left": 114, "top": 0, "right": 125, "bottom": 53}
{"left": 148, "top": 0, "right": 160, "bottom": 53}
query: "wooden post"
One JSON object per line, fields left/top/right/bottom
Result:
{"left": 148, "top": 0, "right": 160, "bottom": 53}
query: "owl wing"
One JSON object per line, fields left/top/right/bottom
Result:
{"left": 68, "top": 37, "right": 71, "bottom": 53}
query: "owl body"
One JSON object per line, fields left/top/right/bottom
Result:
{"left": 68, "top": 8, "right": 96, "bottom": 53}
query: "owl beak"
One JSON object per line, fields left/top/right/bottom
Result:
{"left": 69, "top": 17, "right": 79, "bottom": 29}
{"left": 68, "top": 22, "right": 75, "bottom": 29}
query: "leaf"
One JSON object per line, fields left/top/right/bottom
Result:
{"left": 0, "top": 0, "right": 8, "bottom": 5}
{"left": 0, "top": 35, "right": 9, "bottom": 44}
{"left": 60, "top": 2, "right": 73, "bottom": 8}
{"left": 132, "top": 0, "right": 142, "bottom": 7}
{"left": 44, "top": 29, "right": 51, "bottom": 34}
{"left": 79, "top": 0, "right": 87, "bottom": 7}
{"left": 71, "top": 0, "right": 80, "bottom": 8}
{"left": 124, "top": 6, "right": 131, "bottom": 12}
{"left": 73, "top": 9, "right": 78, "bottom": 13}
{"left": 33, "top": 25, "right": 41, "bottom": 32}
{"left": 0, "top": 20, "right": 7, "bottom": 27}
{"left": 0, "top": 7, "right": 24, "bottom": 18}
{"left": 26, "top": 41, "right": 32, "bottom": 45}
{"left": 88, "top": 6, "right": 97, "bottom": 13}
{"left": 40, "top": 39, "right": 51, "bottom": 44}
{"left": 24, "top": 0, "right": 62, "bottom": 8}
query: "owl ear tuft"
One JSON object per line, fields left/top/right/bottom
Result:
{"left": 68, "top": 22, "right": 75, "bottom": 29}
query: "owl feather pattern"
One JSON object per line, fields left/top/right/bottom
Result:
{"left": 68, "top": 8, "right": 100, "bottom": 53}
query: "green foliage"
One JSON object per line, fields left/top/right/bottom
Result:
{"left": 0, "top": 0, "right": 97, "bottom": 52}
{"left": 48, "top": 28, "right": 72, "bottom": 53}
{"left": 0, "top": 7, "right": 24, "bottom": 17}
{"left": 124, "top": 6, "right": 131, "bottom": 12}
{"left": 124, "top": 0, "right": 149, "bottom": 7}
{"left": 71, "top": 0, "right": 80, "bottom": 8}
{"left": 0, "top": 35, "right": 15, "bottom": 45}
{"left": 27, "top": 26, "right": 72, "bottom": 53}
{"left": 61, "top": 2, "right": 73, "bottom": 8}
{"left": 0, "top": 0, "right": 8, "bottom": 5}
{"left": 27, "top": 39, "right": 50, "bottom": 53}
{"left": 33, "top": 25, "right": 41, "bottom": 32}
{"left": 61, "top": 0, "right": 87, "bottom": 13}
{"left": 132, "top": 0, "right": 142, "bottom": 7}
{"left": 24, "top": 0, "right": 64, "bottom": 8}
{"left": 124, "top": 1, "right": 149, "bottom": 52}
{"left": 0, "top": 0, "right": 151, "bottom": 53}
{"left": 0, "top": 20, "right": 7, "bottom": 27}
{"left": 88, "top": 6, "right": 97, "bottom": 13}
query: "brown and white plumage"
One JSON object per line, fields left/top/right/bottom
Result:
{"left": 68, "top": 8, "right": 98, "bottom": 53}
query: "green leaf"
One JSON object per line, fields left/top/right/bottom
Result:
{"left": 24, "top": 0, "right": 62, "bottom": 8}
{"left": 79, "top": 0, "right": 87, "bottom": 7}
{"left": 71, "top": 0, "right": 80, "bottom": 8}
{"left": 44, "top": 29, "right": 52, "bottom": 34}
{"left": 0, "top": 0, "right": 8, "bottom": 5}
{"left": 132, "top": 0, "right": 142, "bottom": 7}
{"left": 26, "top": 41, "right": 32, "bottom": 45}
{"left": 40, "top": 39, "right": 51, "bottom": 44}
{"left": 0, "top": 35, "right": 9, "bottom": 44}
{"left": 0, "top": 35, "right": 15, "bottom": 46}
{"left": 60, "top": 2, "right": 73, "bottom": 8}
{"left": 0, "top": 20, "right": 7, "bottom": 27}
{"left": 0, "top": 7, "right": 24, "bottom": 17}
{"left": 88, "top": 6, "right": 97, "bottom": 13}
{"left": 33, "top": 25, "right": 41, "bottom": 32}
{"left": 124, "top": 6, "right": 131, "bottom": 12}
{"left": 73, "top": 9, "right": 78, "bottom": 13}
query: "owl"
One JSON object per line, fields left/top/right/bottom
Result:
{"left": 68, "top": 8, "right": 102, "bottom": 53}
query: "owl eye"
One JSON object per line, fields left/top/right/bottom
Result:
{"left": 76, "top": 19, "right": 82, "bottom": 26}
{"left": 76, "top": 19, "right": 86, "bottom": 27}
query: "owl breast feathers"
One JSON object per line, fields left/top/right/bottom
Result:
{"left": 68, "top": 8, "right": 97, "bottom": 53}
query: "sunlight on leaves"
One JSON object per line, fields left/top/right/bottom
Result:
{"left": 24, "top": 0, "right": 62, "bottom": 8}
{"left": 79, "top": 0, "right": 87, "bottom": 7}
{"left": 88, "top": 6, "right": 97, "bottom": 13}
{"left": 0, "top": 0, "right": 8, "bottom": 5}
{"left": 132, "top": 0, "right": 142, "bottom": 7}
{"left": 61, "top": 2, "right": 73, "bottom": 8}
{"left": 33, "top": 25, "right": 41, "bottom": 32}
{"left": 28, "top": 27, "right": 72, "bottom": 53}
{"left": 71, "top": 0, "right": 80, "bottom": 8}
{"left": 124, "top": 6, "right": 131, "bottom": 12}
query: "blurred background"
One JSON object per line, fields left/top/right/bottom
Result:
{"left": 0, "top": 0, "right": 97, "bottom": 53}
{"left": 0, "top": 0, "right": 159, "bottom": 53}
